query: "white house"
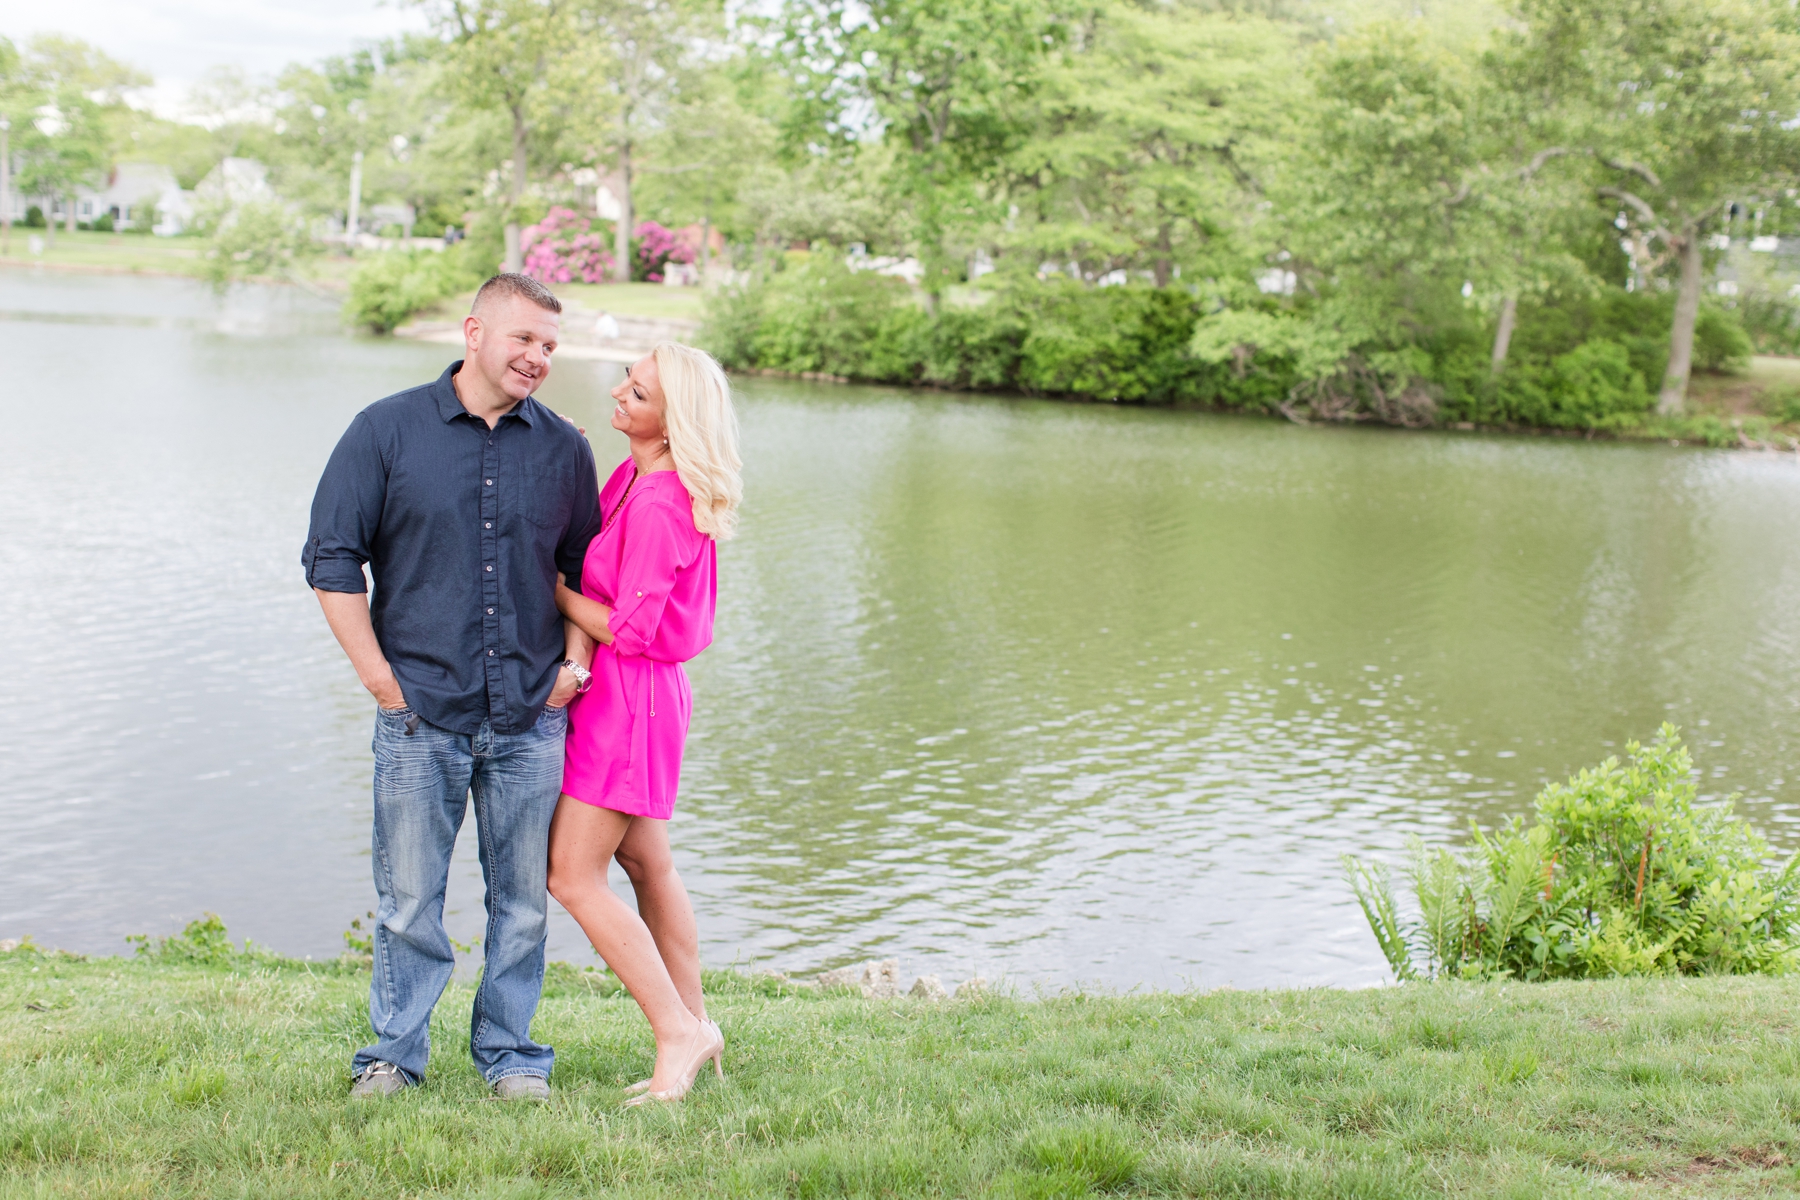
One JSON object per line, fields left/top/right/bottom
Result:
{"left": 74, "top": 163, "right": 189, "bottom": 232}
{"left": 194, "top": 157, "right": 274, "bottom": 210}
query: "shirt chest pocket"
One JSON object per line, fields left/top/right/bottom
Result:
{"left": 520, "top": 465, "right": 574, "bottom": 534}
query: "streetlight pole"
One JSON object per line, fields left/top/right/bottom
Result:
{"left": 345, "top": 149, "right": 363, "bottom": 256}
{"left": 1, "top": 116, "right": 11, "bottom": 256}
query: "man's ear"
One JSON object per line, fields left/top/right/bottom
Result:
{"left": 463, "top": 314, "right": 482, "bottom": 353}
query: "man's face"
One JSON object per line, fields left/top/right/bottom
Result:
{"left": 464, "top": 295, "right": 560, "bottom": 402}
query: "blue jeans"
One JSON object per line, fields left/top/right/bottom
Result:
{"left": 354, "top": 702, "right": 568, "bottom": 1084}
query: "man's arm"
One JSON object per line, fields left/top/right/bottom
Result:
{"left": 315, "top": 589, "right": 407, "bottom": 709}
{"left": 545, "top": 619, "right": 594, "bottom": 708}
{"left": 303, "top": 411, "right": 399, "bottom": 706}
{"left": 544, "top": 432, "right": 604, "bottom": 707}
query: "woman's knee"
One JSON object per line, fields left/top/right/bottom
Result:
{"left": 614, "top": 844, "right": 671, "bottom": 886}
{"left": 546, "top": 852, "right": 600, "bottom": 905}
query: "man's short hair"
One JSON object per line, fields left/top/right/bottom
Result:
{"left": 472, "top": 272, "right": 562, "bottom": 317}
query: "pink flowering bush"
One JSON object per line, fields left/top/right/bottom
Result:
{"left": 521, "top": 208, "right": 614, "bottom": 284}
{"left": 634, "top": 221, "right": 694, "bottom": 283}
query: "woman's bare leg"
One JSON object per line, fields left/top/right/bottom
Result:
{"left": 614, "top": 817, "right": 706, "bottom": 1022}
{"left": 547, "top": 796, "right": 701, "bottom": 1086}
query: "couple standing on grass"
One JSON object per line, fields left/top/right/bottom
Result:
{"left": 302, "top": 272, "right": 741, "bottom": 1105}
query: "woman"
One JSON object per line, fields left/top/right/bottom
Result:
{"left": 547, "top": 341, "right": 742, "bottom": 1105}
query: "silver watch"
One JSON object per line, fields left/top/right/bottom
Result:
{"left": 562, "top": 659, "right": 593, "bottom": 693}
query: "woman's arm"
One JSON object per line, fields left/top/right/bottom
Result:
{"left": 563, "top": 617, "right": 596, "bottom": 669}
{"left": 556, "top": 580, "right": 614, "bottom": 646}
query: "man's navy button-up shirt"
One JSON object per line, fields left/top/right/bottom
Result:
{"left": 302, "top": 361, "right": 602, "bottom": 736}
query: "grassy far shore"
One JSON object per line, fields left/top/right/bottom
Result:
{"left": 6, "top": 944, "right": 1800, "bottom": 1198}
{"left": 0, "top": 230, "right": 705, "bottom": 322}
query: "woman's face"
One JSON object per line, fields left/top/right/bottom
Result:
{"left": 610, "top": 355, "right": 666, "bottom": 441}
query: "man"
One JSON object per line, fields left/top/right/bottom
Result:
{"left": 303, "top": 272, "right": 600, "bottom": 1100}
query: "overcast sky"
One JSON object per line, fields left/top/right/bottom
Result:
{"left": 3, "top": 1, "right": 428, "bottom": 117}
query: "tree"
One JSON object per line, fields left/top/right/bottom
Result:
{"left": 418, "top": 0, "right": 571, "bottom": 271}
{"left": 1502, "top": 0, "right": 1800, "bottom": 412}
{"left": 781, "top": 0, "right": 1063, "bottom": 292}
{"left": 1011, "top": 4, "right": 1298, "bottom": 288}
{"left": 268, "top": 39, "right": 476, "bottom": 238}
{"left": 12, "top": 35, "right": 146, "bottom": 242}
{"left": 567, "top": 0, "right": 721, "bottom": 282}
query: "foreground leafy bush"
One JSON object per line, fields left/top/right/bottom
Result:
{"left": 125, "top": 914, "right": 287, "bottom": 968}
{"left": 1345, "top": 725, "right": 1800, "bottom": 981}
{"left": 345, "top": 246, "right": 480, "bottom": 334}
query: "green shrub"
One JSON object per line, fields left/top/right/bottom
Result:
{"left": 1345, "top": 725, "right": 1800, "bottom": 982}
{"left": 23, "top": 205, "right": 44, "bottom": 228}
{"left": 1498, "top": 339, "right": 1653, "bottom": 430}
{"left": 1694, "top": 305, "right": 1753, "bottom": 373}
{"left": 1764, "top": 385, "right": 1800, "bottom": 423}
{"left": 704, "top": 255, "right": 1208, "bottom": 401}
{"left": 345, "top": 247, "right": 475, "bottom": 334}
{"left": 198, "top": 200, "right": 313, "bottom": 291}
{"left": 125, "top": 914, "right": 284, "bottom": 967}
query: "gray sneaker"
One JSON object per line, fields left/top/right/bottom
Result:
{"left": 350, "top": 1061, "right": 409, "bottom": 1098}
{"left": 493, "top": 1074, "right": 550, "bottom": 1102}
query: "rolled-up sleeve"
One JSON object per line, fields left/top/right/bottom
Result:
{"left": 556, "top": 437, "right": 602, "bottom": 590}
{"left": 302, "top": 411, "right": 387, "bottom": 593}
{"left": 606, "top": 500, "right": 692, "bottom": 657}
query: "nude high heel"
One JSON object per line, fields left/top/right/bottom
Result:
{"left": 622, "top": 1021, "right": 724, "bottom": 1107}
{"left": 624, "top": 1019, "right": 724, "bottom": 1096}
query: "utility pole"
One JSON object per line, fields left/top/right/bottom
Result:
{"left": 345, "top": 150, "right": 363, "bottom": 255}
{"left": 0, "top": 116, "right": 10, "bottom": 256}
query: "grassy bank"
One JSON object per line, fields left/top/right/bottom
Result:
{"left": 0, "top": 229, "right": 208, "bottom": 277}
{"left": 5, "top": 947, "right": 1800, "bottom": 1197}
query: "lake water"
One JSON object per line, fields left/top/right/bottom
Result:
{"left": 5, "top": 267, "right": 1800, "bottom": 991}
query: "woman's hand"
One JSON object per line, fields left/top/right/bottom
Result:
{"left": 556, "top": 580, "right": 615, "bottom": 646}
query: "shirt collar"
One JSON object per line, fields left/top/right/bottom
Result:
{"left": 434, "top": 360, "right": 539, "bottom": 427}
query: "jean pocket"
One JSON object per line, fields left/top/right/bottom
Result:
{"left": 538, "top": 703, "right": 569, "bottom": 733}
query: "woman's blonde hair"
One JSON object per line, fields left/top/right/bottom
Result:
{"left": 653, "top": 341, "right": 743, "bottom": 540}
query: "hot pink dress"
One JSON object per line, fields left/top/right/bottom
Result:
{"left": 561, "top": 460, "right": 716, "bottom": 819}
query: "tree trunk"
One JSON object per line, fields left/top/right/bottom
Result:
{"left": 65, "top": 197, "right": 76, "bottom": 235}
{"left": 612, "top": 140, "right": 633, "bottom": 284}
{"left": 699, "top": 208, "right": 711, "bottom": 282}
{"left": 503, "top": 109, "right": 528, "bottom": 273}
{"left": 1490, "top": 295, "right": 1518, "bottom": 374}
{"left": 345, "top": 151, "right": 363, "bottom": 258}
{"left": 1657, "top": 232, "right": 1703, "bottom": 415}
{"left": 44, "top": 194, "right": 57, "bottom": 248}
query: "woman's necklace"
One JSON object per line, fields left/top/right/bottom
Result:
{"left": 604, "top": 476, "right": 636, "bottom": 531}
{"left": 604, "top": 450, "right": 671, "bottom": 531}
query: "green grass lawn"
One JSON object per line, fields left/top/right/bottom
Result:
{"left": 407, "top": 282, "right": 707, "bottom": 329}
{"left": 549, "top": 281, "right": 706, "bottom": 321}
{"left": 0, "top": 228, "right": 207, "bottom": 276}
{"left": 5, "top": 946, "right": 1800, "bottom": 1198}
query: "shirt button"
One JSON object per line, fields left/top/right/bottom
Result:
{"left": 488, "top": 649, "right": 496, "bottom": 656}
{"left": 485, "top": 522, "right": 492, "bottom": 529}
{"left": 485, "top": 564, "right": 493, "bottom": 572}
{"left": 636, "top": 591, "right": 644, "bottom": 597}
{"left": 485, "top": 479, "right": 493, "bottom": 486}
{"left": 487, "top": 607, "right": 495, "bottom": 615}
